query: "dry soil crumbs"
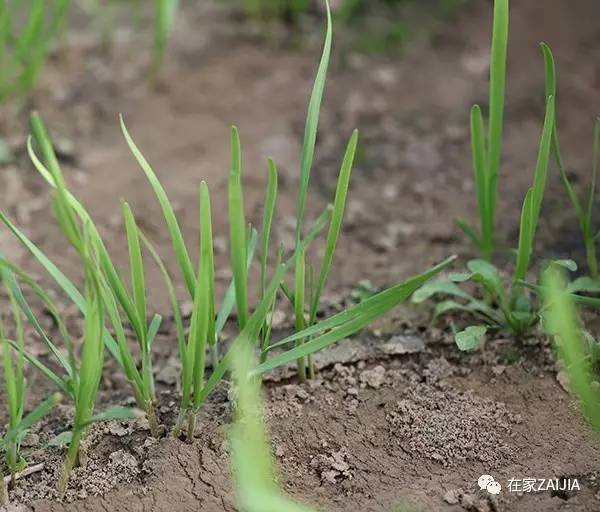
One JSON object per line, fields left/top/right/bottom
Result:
{"left": 386, "top": 380, "right": 515, "bottom": 467}
{"left": 7, "top": 417, "right": 149, "bottom": 505}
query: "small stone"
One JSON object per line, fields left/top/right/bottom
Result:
{"left": 556, "top": 370, "right": 570, "bottom": 392}
{"left": 108, "top": 422, "right": 129, "bottom": 437}
{"left": 492, "top": 365, "right": 506, "bottom": 376}
{"left": 359, "top": 365, "right": 386, "bottom": 389}
{"left": 443, "top": 489, "right": 460, "bottom": 505}
{"left": 381, "top": 335, "right": 425, "bottom": 355}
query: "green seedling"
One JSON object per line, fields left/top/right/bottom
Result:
{"left": 229, "top": 336, "right": 317, "bottom": 512}
{"left": 257, "top": 255, "right": 455, "bottom": 373}
{"left": 0, "top": 0, "right": 70, "bottom": 101}
{"left": 542, "top": 266, "right": 600, "bottom": 432}
{"left": 0, "top": 242, "right": 139, "bottom": 498}
{"left": 0, "top": 392, "right": 62, "bottom": 506}
{"left": 0, "top": 6, "right": 455, "bottom": 465}
{"left": 456, "top": 0, "right": 508, "bottom": 261}
{"left": 2, "top": 113, "right": 163, "bottom": 436}
{"left": 541, "top": 43, "right": 600, "bottom": 280}
{"left": 273, "top": 0, "right": 363, "bottom": 381}
{"left": 153, "top": 0, "right": 178, "bottom": 76}
{"left": 56, "top": 233, "right": 139, "bottom": 497}
{"left": 0, "top": 269, "right": 26, "bottom": 494}
{"left": 414, "top": 82, "right": 555, "bottom": 349}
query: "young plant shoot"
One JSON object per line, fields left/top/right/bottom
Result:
{"left": 456, "top": 0, "right": 509, "bottom": 261}
{"left": 413, "top": 66, "right": 555, "bottom": 349}
{"left": 0, "top": 0, "right": 70, "bottom": 101}
{"left": 0, "top": 4, "right": 457, "bottom": 477}
{"left": 541, "top": 43, "right": 600, "bottom": 281}
{"left": 0, "top": 271, "right": 27, "bottom": 496}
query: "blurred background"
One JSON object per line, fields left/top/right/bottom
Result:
{"left": 1, "top": 0, "right": 600, "bottom": 311}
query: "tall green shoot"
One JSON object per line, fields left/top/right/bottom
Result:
{"left": 457, "top": 0, "right": 509, "bottom": 261}
{"left": 58, "top": 232, "right": 104, "bottom": 497}
{"left": 229, "top": 127, "right": 250, "bottom": 330}
{"left": 26, "top": 113, "right": 161, "bottom": 435}
{"left": 0, "top": 276, "right": 26, "bottom": 491}
{"left": 542, "top": 43, "right": 600, "bottom": 278}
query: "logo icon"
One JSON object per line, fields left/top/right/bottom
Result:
{"left": 478, "top": 475, "right": 501, "bottom": 495}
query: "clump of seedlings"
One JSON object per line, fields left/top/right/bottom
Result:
{"left": 413, "top": 0, "right": 564, "bottom": 350}
{"left": 413, "top": 73, "right": 555, "bottom": 348}
{"left": 0, "top": 1, "right": 454, "bottom": 500}
{"left": 0, "top": 0, "right": 70, "bottom": 101}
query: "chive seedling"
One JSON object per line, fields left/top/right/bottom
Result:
{"left": 229, "top": 127, "right": 250, "bottom": 330}
{"left": 269, "top": 0, "right": 363, "bottom": 381}
{"left": 181, "top": 181, "right": 216, "bottom": 440}
{"left": 541, "top": 43, "right": 600, "bottom": 281}
{"left": 414, "top": 87, "right": 556, "bottom": 349}
{"left": 456, "top": 0, "right": 509, "bottom": 261}
{"left": 153, "top": 0, "right": 179, "bottom": 77}
{"left": 5, "top": 113, "right": 163, "bottom": 436}
{"left": 57, "top": 231, "right": 140, "bottom": 497}
{"left": 0, "top": 0, "right": 70, "bottom": 101}
{"left": 0, "top": 270, "right": 26, "bottom": 492}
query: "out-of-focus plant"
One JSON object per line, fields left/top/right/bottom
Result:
{"left": 542, "top": 266, "right": 600, "bottom": 432}
{"left": 0, "top": 0, "right": 70, "bottom": 101}
{"left": 153, "top": 0, "right": 178, "bottom": 75}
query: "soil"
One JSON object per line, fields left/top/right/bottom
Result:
{"left": 1, "top": 0, "right": 600, "bottom": 511}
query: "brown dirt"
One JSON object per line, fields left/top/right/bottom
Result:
{"left": 6, "top": 335, "right": 600, "bottom": 512}
{"left": 2, "top": 0, "right": 600, "bottom": 511}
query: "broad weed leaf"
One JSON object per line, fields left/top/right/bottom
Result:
{"left": 568, "top": 276, "right": 600, "bottom": 294}
{"left": 552, "top": 259, "right": 578, "bottom": 272}
{"left": 467, "top": 259, "right": 504, "bottom": 297}
{"left": 455, "top": 325, "right": 487, "bottom": 351}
